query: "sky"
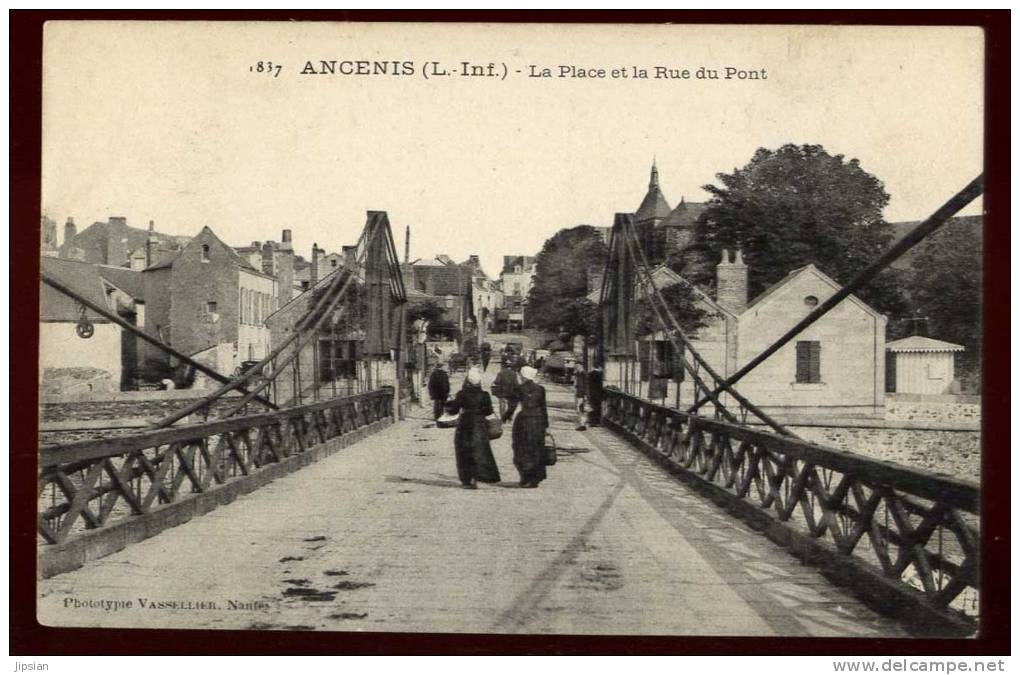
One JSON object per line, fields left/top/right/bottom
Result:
{"left": 41, "top": 22, "right": 984, "bottom": 278}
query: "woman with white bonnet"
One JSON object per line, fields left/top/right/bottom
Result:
{"left": 445, "top": 366, "right": 501, "bottom": 489}
{"left": 502, "top": 365, "right": 549, "bottom": 488}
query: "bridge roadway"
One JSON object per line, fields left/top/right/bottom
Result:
{"left": 38, "top": 373, "right": 909, "bottom": 636}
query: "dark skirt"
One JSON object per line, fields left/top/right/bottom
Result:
{"left": 454, "top": 418, "right": 501, "bottom": 484}
{"left": 511, "top": 414, "right": 547, "bottom": 485}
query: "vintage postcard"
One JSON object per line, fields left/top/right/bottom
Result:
{"left": 35, "top": 20, "right": 984, "bottom": 639}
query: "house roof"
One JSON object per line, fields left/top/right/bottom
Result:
{"left": 406, "top": 264, "right": 473, "bottom": 296}
{"left": 144, "top": 226, "right": 261, "bottom": 273}
{"left": 634, "top": 163, "right": 672, "bottom": 222}
{"left": 659, "top": 199, "right": 707, "bottom": 230}
{"left": 743, "top": 263, "right": 884, "bottom": 319}
{"left": 40, "top": 257, "right": 114, "bottom": 322}
{"left": 97, "top": 265, "right": 146, "bottom": 301}
{"left": 886, "top": 336, "right": 964, "bottom": 353}
{"left": 635, "top": 187, "right": 672, "bottom": 222}
{"left": 59, "top": 219, "right": 187, "bottom": 265}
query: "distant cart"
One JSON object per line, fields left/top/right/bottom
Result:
{"left": 448, "top": 353, "right": 470, "bottom": 372}
{"left": 542, "top": 351, "right": 578, "bottom": 384}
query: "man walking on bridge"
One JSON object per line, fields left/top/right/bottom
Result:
{"left": 427, "top": 362, "right": 450, "bottom": 421}
{"left": 492, "top": 357, "right": 519, "bottom": 420}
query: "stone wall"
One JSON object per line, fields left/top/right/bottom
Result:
{"left": 793, "top": 426, "right": 980, "bottom": 483}
{"left": 884, "top": 396, "right": 981, "bottom": 425}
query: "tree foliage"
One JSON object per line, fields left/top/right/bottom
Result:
{"left": 635, "top": 279, "right": 711, "bottom": 337}
{"left": 907, "top": 221, "right": 982, "bottom": 373}
{"left": 525, "top": 225, "right": 608, "bottom": 336}
{"left": 406, "top": 299, "right": 447, "bottom": 325}
{"left": 695, "top": 143, "right": 907, "bottom": 316}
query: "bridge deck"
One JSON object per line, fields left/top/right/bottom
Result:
{"left": 38, "top": 377, "right": 908, "bottom": 636}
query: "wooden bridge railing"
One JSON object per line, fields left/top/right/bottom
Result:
{"left": 38, "top": 388, "right": 393, "bottom": 547}
{"left": 602, "top": 387, "right": 979, "bottom": 632}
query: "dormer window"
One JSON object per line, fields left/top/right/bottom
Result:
{"left": 804, "top": 295, "right": 819, "bottom": 308}
{"left": 201, "top": 244, "right": 211, "bottom": 262}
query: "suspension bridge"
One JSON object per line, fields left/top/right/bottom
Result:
{"left": 36, "top": 178, "right": 983, "bottom": 637}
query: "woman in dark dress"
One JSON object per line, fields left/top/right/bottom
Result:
{"left": 446, "top": 367, "right": 501, "bottom": 489}
{"left": 502, "top": 366, "right": 549, "bottom": 488}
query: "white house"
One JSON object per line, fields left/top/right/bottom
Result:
{"left": 40, "top": 257, "right": 128, "bottom": 392}
{"left": 601, "top": 251, "right": 888, "bottom": 418}
{"left": 886, "top": 336, "right": 964, "bottom": 395}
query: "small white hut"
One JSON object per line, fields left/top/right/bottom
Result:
{"left": 886, "top": 336, "right": 965, "bottom": 395}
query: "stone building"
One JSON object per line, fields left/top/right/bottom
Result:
{"left": 600, "top": 250, "right": 888, "bottom": 418}
{"left": 141, "top": 226, "right": 280, "bottom": 382}
{"left": 630, "top": 162, "right": 710, "bottom": 273}
{"left": 57, "top": 216, "right": 186, "bottom": 267}
{"left": 39, "top": 257, "right": 137, "bottom": 393}
{"left": 41, "top": 215, "right": 59, "bottom": 257}
{"left": 400, "top": 259, "right": 476, "bottom": 339}
{"left": 497, "top": 255, "right": 536, "bottom": 332}
{"left": 266, "top": 212, "right": 407, "bottom": 408}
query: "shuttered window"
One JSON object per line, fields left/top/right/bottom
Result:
{"left": 795, "top": 341, "right": 821, "bottom": 383}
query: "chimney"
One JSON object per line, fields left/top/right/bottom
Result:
{"left": 106, "top": 217, "right": 129, "bottom": 266}
{"left": 261, "top": 241, "right": 275, "bottom": 276}
{"left": 310, "top": 243, "right": 321, "bottom": 286}
{"left": 716, "top": 248, "right": 748, "bottom": 313}
{"left": 41, "top": 216, "right": 58, "bottom": 250}
{"left": 145, "top": 220, "right": 158, "bottom": 268}
{"left": 277, "top": 229, "right": 294, "bottom": 304}
{"left": 63, "top": 217, "right": 77, "bottom": 247}
{"left": 342, "top": 245, "right": 357, "bottom": 268}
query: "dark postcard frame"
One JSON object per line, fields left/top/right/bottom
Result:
{"left": 10, "top": 9, "right": 1009, "bottom": 656}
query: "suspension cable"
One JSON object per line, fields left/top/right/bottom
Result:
{"left": 149, "top": 220, "right": 377, "bottom": 428}
{"left": 621, "top": 220, "right": 794, "bottom": 436}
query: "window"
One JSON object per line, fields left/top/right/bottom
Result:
{"left": 240, "top": 289, "right": 247, "bottom": 324}
{"left": 206, "top": 301, "right": 217, "bottom": 314}
{"left": 201, "top": 244, "right": 210, "bottom": 261}
{"left": 795, "top": 341, "right": 821, "bottom": 383}
{"left": 804, "top": 295, "right": 819, "bottom": 308}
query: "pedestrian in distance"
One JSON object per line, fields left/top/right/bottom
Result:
{"left": 480, "top": 341, "right": 492, "bottom": 371}
{"left": 586, "top": 364, "right": 604, "bottom": 426}
{"left": 445, "top": 366, "right": 501, "bottom": 489}
{"left": 492, "top": 357, "right": 520, "bottom": 420}
{"left": 503, "top": 365, "right": 549, "bottom": 488}
{"left": 427, "top": 362, "right": 450, "bottom": 421}
{"left": 573, "top": 363, "right": 588, "bottom": 431}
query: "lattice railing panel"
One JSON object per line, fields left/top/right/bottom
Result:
{"left": 603, "top": 389, "right": 979, "bottom": 621}
{"left": 39, "top": 389, "right": 393, "bottom": 546}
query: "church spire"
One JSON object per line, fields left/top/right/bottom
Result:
{"left": 649, "top": 158, "right": 659, "bottom": 190}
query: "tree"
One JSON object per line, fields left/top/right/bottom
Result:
{"left": 406, "top": 299, "right": 446, "bottom": 325}
{"left": 635, "top": 279, "right": 711, "bottom": 337}
{"left": 694, "top": 143, "right": 907, "bottom": 316}
{"left": 907, "top": 220, "right": 982, "bottom": 383}
{"left": 525, "top": 225, "right": 608, "bottom": 337}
